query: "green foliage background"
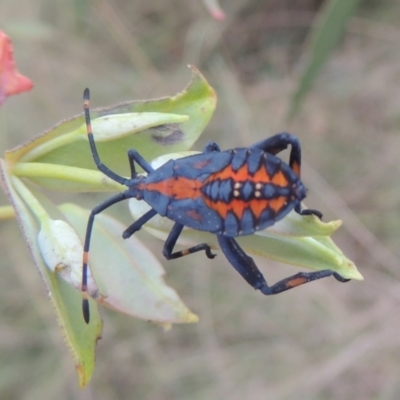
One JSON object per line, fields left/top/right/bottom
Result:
{"left": 1, "top": 0, "right": 400, "bottom": 399}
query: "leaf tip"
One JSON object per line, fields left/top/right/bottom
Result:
{"left": 187, "top": 64, "right": 214, "bottom": 88}
{"left": 185, "top": 311, "right": 199, "bottom": 324}
{"left": 76, "top": 363, "right": 90, "bottom": 389}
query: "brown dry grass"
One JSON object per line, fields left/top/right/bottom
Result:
{"left": 1, "top": 1, "right": 400, "bottom": 399}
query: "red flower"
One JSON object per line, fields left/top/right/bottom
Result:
{"left": 0, "top": 30, "right": 33, "bottom": 105}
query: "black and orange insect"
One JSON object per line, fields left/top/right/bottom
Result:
{"left": 81, "top": 88, "right": 348, "bottom": 323}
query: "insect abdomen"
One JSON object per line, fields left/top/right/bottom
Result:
{"left": 200, "top": 149, "right": 306, "bottom": 236}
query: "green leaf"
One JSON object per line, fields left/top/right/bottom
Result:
{"left": 288, "top": 0, "right": 361, "bottom": 119}
{"left": 59, "top": 203, "right": 199, "bottom": 325}
{"left": 130, "top": 203, "right": 362, "bottom": 281}
{"left": 6, "top": 66, "right": 216, "bottom": 191}
{"left": 0, "top": 160, "right": 101, "bottom": 388}
{"left": 238, "top": 230, "right": 362, "bottom": 280}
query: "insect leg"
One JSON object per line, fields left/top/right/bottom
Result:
{"left": 127, "top": 149, "right": 155, "bottom": 177}
{"left": 251, "top": 132, "right": 322, "bottom": 217}
{"left": 217, "top": 235, "right": 348, "bottom": 295}
{"left": 162, "top": 222, "right": 216, "bottom": 260}
{"left": 258, "top": 270, "right": 350, "bottom": 294}
{"left": 217, "top": 235, "right": 265, "bottom": 288}
{"left": 82, "top": 192, "right": 130, "bottom": 323}
{"left": 84, "top": 88, "right": 129, "bottom": 185}
{"left": 250, "top": 132, "right": 301, "bottom": 177}
{"left": 122, "top": 208, "right": 158, "bottom": 239}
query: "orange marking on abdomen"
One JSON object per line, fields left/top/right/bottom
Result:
{"left": 145, "top": 177, "right": 202, "bottom": 200}
{"left": 203, "top": 196, "right": 287, "bottom": 222}
{"left": 248, "top": 199, "right": 270, "bottom": 219}
{"left": 203, "top": 160, "right": 291, "bottom": 220}
{"left": 269, "top": 196, "right": 287, "bottom": 213}
{"left": 205, "top": 161, "right": 274, "bottom": 186}
{"left": 271, "top": 170, "right": 288, "bottom": 187}
{"left": 229, "top": 198, "right": 248, "bottom": 220}
{"left": 234, "top": 163, "right": 250, "bottom": 181}
{"left": 203, "top": 198, "right": 247, "bottom": 220}
{"left": 203, "top": 197, "right": 267, "bottom": 221}
{"left": 252, "top": 164, "right": 271, "bottom": 182}
{"left": 243, "top": 197, "right": 287, "bottom": 220}
{"left": 206, "top": 164, "right": 235, "bottom": 182}
{"left": 203, "top": 198, "right": 229, "bottom": 219}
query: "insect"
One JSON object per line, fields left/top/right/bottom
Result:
{"left": 81, "top": 88, "right": 349, "bottom": 323}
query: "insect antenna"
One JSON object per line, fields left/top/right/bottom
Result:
{"left": 81, "top": 88, "right": 92, "bottom": 323}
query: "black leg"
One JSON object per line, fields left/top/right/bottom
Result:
{"left": 82, "top": 192, "right": 130, "bottom": 323}
{"left": 299, "top": 208, "right": 323, "bottom": 219}
{"left": 162, "top": 222, "right": 216, "bottom": 260}
{"left": 252, "top": 132, "right": 324, "bottom": 218}
{"left": 122, "top": 208, "right": 158, "bottom": 239}
{"left": 250, "top": 132, "right": 301, "bottom": 177}
{"left": 217, "top": 235, "right": 348, "bottom": 296}
{"left": 127, "top": 149, "right": 155, "bottom": 176}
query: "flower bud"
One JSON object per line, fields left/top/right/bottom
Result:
{"left": 38, "top": 219, "right": 98, "bottom": 296}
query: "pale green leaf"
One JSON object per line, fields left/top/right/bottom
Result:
{"left": 0, "top": 160, "right": 101, "bottom": 388}
{"left": 6, "top": 66, "right": 216, "bottom": 192}
{"left": 129, "top": 200, "right": 362, "bottom": 281}
{"left": 59, "top": 203, "right": 199, "bottom": 325}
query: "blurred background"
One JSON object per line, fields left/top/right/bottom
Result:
{"left": 1, "top": 0, "right": 400, "bottom": 399}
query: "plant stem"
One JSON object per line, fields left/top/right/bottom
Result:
{"left": 12, "top": 163, "right": 125, "bottom": 191}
